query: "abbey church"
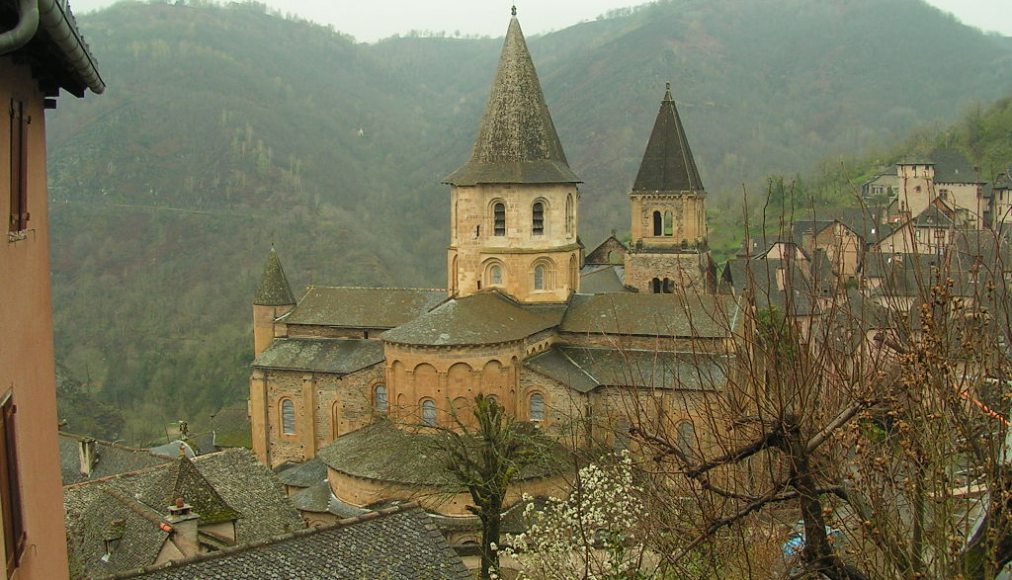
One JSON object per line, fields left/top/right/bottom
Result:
{"left": 249, "top": 13, "right": 736, "bottom": 522}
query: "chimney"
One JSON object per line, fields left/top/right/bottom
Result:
{"left": 79, "top": 438, "right": 98, "bottom": 477}
{"left": 166, "top": 497, "right": 200, "bottom": 558}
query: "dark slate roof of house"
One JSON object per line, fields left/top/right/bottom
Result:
{"left": 790, "top": 206, "right": 886, "bottom": 243}
{"left": 283, "top": 287, "right": 447, "bottom": 328}
{"left": 65, "top": 449, "right": 303, "bottom": 578}
{"left": 59, "top": 433, "right": 168, "bottom": 486}
{"left": 118, "top": 504, "right": 470, "bottom": 580}
{"left": 253, "top": 247, "right": 295, "bottom": 306}
{"left": 381, "top": 291, "right": 567, "bottom": 346}
{"left": 994, "top": 171, "right": 1011, "bottom": 190}
{"left": 443, "top": 17, "right": 579, "bottom": 186}
{"left": 722, "top": 257, "right": 820, "bottom": 316}
{"left": 579, "top": 266, "right": 630, "bottom": 294}
{"left": 318, "top": 420, "right": 564, "bottom": 487}
{"left": 252, "top": 338, "right": 384, "bottom": 374}
{"left": 276, "top": 457, "right": 328, "bottom": 488}
{"left": 931, "top": 148, "right": 981, "bottom": 184}
{"left": 525, "top": 347, "right": 728, "bottom": 393}
{"left": 560, "top": 293, "right": 737, "bottom": 338}
{"left": 632, "top": 83, "right": 704, "bottom": 193}
{"left": 289, "top": 481, "right": 334, "bottom": 514}
{"left": 912, "top": 204, "right": 956, "bottom": 228}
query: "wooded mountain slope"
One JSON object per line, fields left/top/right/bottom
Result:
{"left": 47, "top": 0, "right": 1012, "bottom": 442}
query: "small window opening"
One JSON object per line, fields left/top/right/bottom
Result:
{"left": 490, "top": 264, "right": 503, "bottom": 286}
{"left": 493, "top": 202, "right": 506, "bottom": 236}
{"left": 281, "top": 399, "right": 296, "bottom": 435}
{"left": 421, "top": 399, "right": 437, "bottom": 426}
{"left": 651, "top": 277, "right": 661, "bottom": 293}
{"left": 534, "top": 265, "right": 545, "bottom": 290}
{"left": 373, "top": 385, "right": 388, "bottom": 414}
{"left": 664, "top": 211, "right": 674, "bottom": 236}
{"left": 652, "top": 211, "right": 662, "bottom": 236}
{"left": 532, "top": 202, "right": 545, "bottom": 235}
{"left": 529, "top": 393, "right": 545, "bottom": 422}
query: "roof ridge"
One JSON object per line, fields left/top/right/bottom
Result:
{"left": 101, "top": 486, "right": 166, "bottom": 526}
{"left": 107, "top": 502, "right": 424, "bottom": 579}
{"left": 59, "top": 431, "right": 155, "bottom": 454}
{"left": 64, "top": 458, "right": 176, "bottom": 490}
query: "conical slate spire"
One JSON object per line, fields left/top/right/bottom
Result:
{"left": 632, "top": 83, "right": 704, "bottom": 193}
{"left": 444, "top": 16, "right": 580, "bottom": 186}
{"left": 254, "top": 247, "right": 295, "bottom": 306}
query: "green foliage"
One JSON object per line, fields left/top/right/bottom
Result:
{"left": 45, "top": 0, "right": 1012, "bottom": 444}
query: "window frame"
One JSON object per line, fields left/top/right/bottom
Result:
{"left": 532, "top": 201, "right": 545, "bottom": 236}
{"left": 280, "top": 398, "right": 296, "bottom": 436}
{"left": 492, "top": 201, "right": 506, "bottom": 237}
{"left": 420, "top": 399, "right": 438, "bottom": 427}
{"left": 373, "top": 384, "right": 388, "bottom": 415}
{"left": 528, "top": 392, "right": 545, "bottom": 422}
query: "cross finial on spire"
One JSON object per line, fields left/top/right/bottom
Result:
{"left": 665, "top": 81, "right": 671, "bottom": 91}
{"left": 511, "top": 5, "right": 517, "bottom": 16}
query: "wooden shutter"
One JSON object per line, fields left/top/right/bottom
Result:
{"left": 0, "top": 397, "right": 23, "bottom": 577}
{"left": 8, "top": 100, "right": 28, "bottom": 233}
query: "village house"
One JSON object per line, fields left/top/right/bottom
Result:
{"left": 1, "top": 1, "right": 103, "bottom": 577}
{"left": 249, "top": 12, "right": 739, "bottom": 537}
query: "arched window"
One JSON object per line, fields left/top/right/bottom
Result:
{"left": 663, "top": 211, "right": 674, "bottom": 236}
{"left": 421, "top": 399, "right": 437, "bottom": 426}
{"left": 565, "top": 194, "right": 574, "bottom": 235}
{"left": 677, "top": 421, "right": 697, "bottom": 459}
{"left": 529, "top": 393, "right": 545, "bottom": 422}
{"left": 373, "top": 384, "right": 388, "bottom": 414}
{"left": 490, "top": 264, "right": 503, "bottom": 286}
{"left": 280, "top": 399, "right": 296, "bottom": 435}
{"left": 534, "top": 265, "right": 546, "bottom": 290}
{"left": 532, "top": 202, "right": 545, "bottom": 235}
{"left": 569, "top": 255, "right": 577, "bottom": 289}
{"left": 663, "top": 278, "right": 674, "bottom": 294}
{"left": 493, "top": 202, "right": 506, "bottom": 236}
{"left": 653, "top": 211, "right": 662, "bottom": 236}
{"left": 651, "top": 277, "right": 661, "bottom": 294}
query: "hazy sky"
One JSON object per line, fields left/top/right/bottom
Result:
{"left": 69, "top": 0, "right": 1012, "bottom": 42}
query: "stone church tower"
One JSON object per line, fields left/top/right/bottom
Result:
{"left": 624, "top": 83, "right": 711, "bottom": 293}
{"left": 444, "top": 14, "right": 581, "bottom": 303}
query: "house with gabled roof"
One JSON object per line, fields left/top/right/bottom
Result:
{"left": 247, "top": 11, "right": 741, "bottom": 541}
{"left": 63, "top": 448, "right": 303, "bottom": 579}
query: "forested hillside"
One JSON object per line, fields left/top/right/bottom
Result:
{"left": 48, "top": 0, "right": 1012, "bottom": 443}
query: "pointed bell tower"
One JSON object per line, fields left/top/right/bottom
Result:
{"left": 444, "top": 10, "right": 581, "bottom": 303}
{"left": 625, "top": 83, "right": 711, "bottom": 294}
{"left": 252, "top": 246, "right": 295, "bottom": 358}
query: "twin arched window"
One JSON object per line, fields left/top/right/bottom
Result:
{"left": 373, "top": 384, "right": 388, "bottom": 414}
{"left": 280, "top": 399, "right": 296, "bottom": 435}
{"left": 421, "top": 399, "right": 437, "bottom": 426}
{"left": 652, "top": 210, "right": 674, "bottom": 236}
{"left": 529, "top": 393, "right": 545, "bottom": 422}
{"left": 651, "top": 277, "right": 675, "bottom": 294}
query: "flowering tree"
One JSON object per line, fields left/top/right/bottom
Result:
{"left": 501, "top": 453, "right": 650, "bottom": 579}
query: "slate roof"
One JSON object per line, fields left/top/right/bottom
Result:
{"left": 444, "top": 17, "right": 579, "bottom": 186}
{"left": 579, "top": 265, "right": 629, "bottom": 294}
{"left": 276, "top": 457, "right": 328, "bottom": 488}
{"left": 790, "top": 206, "right": 886, "bottom": 244}
{"left": 526, "top": 347, "right": 728, "bottom": 393}
{"left": 381, "top": 291, "right": 567, "bottom": 346}
{"left": 632, "top": 83, "right": 704, "bottom": 193}
{"left": 289, "top": 481, "right": 334, "bottom": 514}
{"left": 65, "top": 449, "right": 302, "bottom": 578}
{"left": 118, "top": 504, "right": 470, "bottom": 580}
{"left": 252, "top": 338, "right": 384, "bottom": 375}
{"left": 722, "top": 257, "right": 820, "bottom": 316}
{"left": 253, "top": 247, "right": 295, "bottom": 306}
{"left": 283, "top": 287, "right": 446, "bottom": 328}
{"left": 931, "top": 148, "right": 981, "bottom": 184}
{"left": 59, "top": 433, "right": 168, "bottom": 486}
{"left": 912, "top": 203, "right": 956, "bottom": 228}
{"left": 560, "top": 293, "right": 737, "bottom": 338}
{"left": 994, "top": 171, "right": 1011, "bottom": 190}
{"left": 318, "top": 420, "right": 564, "bottom": 486}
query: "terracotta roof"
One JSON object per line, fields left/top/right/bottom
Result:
{"left": 381, "top": 291, "right": 566, "bottom": 346}
{"left": 118, "top": 505, "right": 469, "bottom": 580}
{"left": 253, "top": 247, "right": 295, "bottom": 306}
{"left": 253, "top": 338, "right": 384, "bottom": 375}
{"left": 283, "top": 287, "right": 447, "bottom": 328}
{"left": 65, "top": 449, "right": 302, "bottom": 578}
{"left": 560, "top": 293, "right": 737, "bottom": 338}
{"left": 526, "top": 347, "right": 729, "bottom": 392}
{"left": 444, "top": 17, "right": 579, "bottom": 186}
{"left": 59, "top": 432, "right": 168, "bottom": 486}
{"left": 632, "top": 84, "right": 704, "bottom": 193}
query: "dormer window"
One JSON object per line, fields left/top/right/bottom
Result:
{"left": 532, "top": 202, "right": 545, "bottom": 235}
